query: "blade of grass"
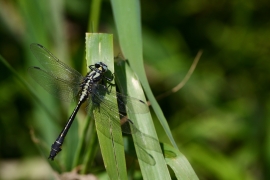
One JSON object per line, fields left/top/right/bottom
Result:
{"left": 85, "top": 33, "right": 127, "bottom": 179}
{"left": 163, "top": 143, "right": 199, "bottom": 180}
{"left": 88, "top": 0, "right": 102, "bottom": 32}
{"left": 115, "top": 60, "right": 171, "bottom": 180}
{"left": 110, "top": 0, "right": 178, "bottom": 150}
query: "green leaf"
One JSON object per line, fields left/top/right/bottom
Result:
{"left": 85, "top": 33, "right": 127, "bottom": 180}
{"left": 163, "top": 143, "right": 199, "bottom": 180}
{"left": 110, "top": 0, "right": 178, "bottom": 150}
{"left": 88, "top": 0, "right": 102, "bottom": 32}
{"left": 115, "top": 60, "right": 171, "bottom": 180}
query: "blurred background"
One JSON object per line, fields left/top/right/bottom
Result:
{"left": 0, "top": 0, "right": 270, "bottom": 179}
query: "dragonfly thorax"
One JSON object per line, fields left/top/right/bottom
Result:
{"left": 79, "top": 62, "right": 108, "bottom": 102}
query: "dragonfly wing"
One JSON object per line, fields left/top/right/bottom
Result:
{"left": 135, "top": 146, "right": 156, "bottom": 165}
{"left": 116, "top": 92, "right": 149, "bottom": 114}
{"left": 93, "top": 84, "right": 149, "bottom": 114}
{"left": 91, "top": 87, "right": 162, "bottom": 152}
{"left": 28, "top": 66, "right": 82, "bottom": 101}
{"left": 91, "top": 84, "right": 148, "bottom": 134}
{"left": 92, "top": 100, "right": 158, "bottom": 166}
{"left": 129, "top": 123, "right": 162, "bottom": 153}
{"left": 93, "top": 102, "right": 124, "bottom": 146}
{"left": 92, "top": 94, "right": 161, "bottom": 165}
{"left": 91, "top": 87, "right": 134, "bottom": 134}
{"left": 30, "top": 43, "right": 83, "bottom": 82}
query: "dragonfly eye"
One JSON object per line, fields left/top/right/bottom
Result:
{"left": 97, "top": 62, "right": 108, "bottom": 72}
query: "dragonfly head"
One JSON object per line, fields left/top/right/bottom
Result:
{"left": 94, "top": 62, "right": 108, "bottom": 73}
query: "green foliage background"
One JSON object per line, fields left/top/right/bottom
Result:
{"left": 0, "top": 0, "right": 269, "bottom": 179}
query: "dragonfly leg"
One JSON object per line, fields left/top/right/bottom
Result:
{"left": 104, "top": 72, "right": 114, "bottom": 82}
{"left": 88, "top": 64, "right": 95, "bottom": 71}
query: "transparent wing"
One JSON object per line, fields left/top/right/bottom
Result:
{"left": 93, "top": 105, "right": 124, "bottom": 146}
{"left": 92, "top": 97, "right": 161, "bottom": 165}
{"left": 28, "top": 66, "right": 82, "bottom": 101}
{"left": 135, "top": 145, "right": 156, "bottom": 165}
{"left": 90, "top": 84, "right": 161, "bottom": 165}
{"left": 30, "top": 43, "right": 83, "bottom": 82}
{"left": 93, "top": 105, "right": 158, "bottom": 165}
{"left": 91, "top": 84, "right": 149, "bottom": 134}
{"left": 93, "top": 84, "right": 149, "bottom": 114}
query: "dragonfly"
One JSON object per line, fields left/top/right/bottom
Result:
{"left": 28, "top": 43, "right": 161, "bottom": 165}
